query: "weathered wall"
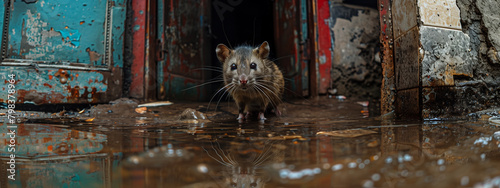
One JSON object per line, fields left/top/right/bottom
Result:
{"left": 0, "top": 0, "right": 126, "bottom": 105}
{"left": 329, "top": 2, "right": 381, "bottom": 99}
{"left": 386, "top": 0, "right": 500, "bottom": 119}
{"left": 419, "top": 0, "right": 500, "bottom": 119}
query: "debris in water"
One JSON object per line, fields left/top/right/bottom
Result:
{"left": 493, "top": 131, "right": 500, "bottom": 140}
{"left": 474, "top": 137, "right": 492, "bottom": 146}
{"left": 179, "top": 108, "right": 206, "bottom": 120}
{"left": 317, "top": 129, "right": 377, "bottom": 138}
{"left": 135, "top": 107, "right": 148, "bottom": 114}
{"left": 357, "top": 101, "right": 369, "bottom": 107}
{"left": 489, "top": 116, "right": 500, "bottom": 125}
{"left": 123, "top": 145, "right": 194, "bottom": 168}
{"left": 138, "top": 101, "right": 174, "bottom": 107}
{"left": 336, "top": 95, "right": 346, "bottom": 101}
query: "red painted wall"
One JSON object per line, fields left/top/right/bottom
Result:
{"left": 130, "top": 0, "right": 147, "bottom": 98}
{"left": 316, "top": 0, "right": 332, "bottom": 94}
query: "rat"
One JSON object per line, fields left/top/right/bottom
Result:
{"left": 216, "top": 41, "right": 284, "bottom": 121}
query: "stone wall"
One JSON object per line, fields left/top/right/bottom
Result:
{"left": 387, "top": 0, "right": 500, "bottom": 119}
{"left": 329, "top": 2, "right": 382, "bottom": 99}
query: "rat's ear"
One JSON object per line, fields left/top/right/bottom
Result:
{"left": 255, "top": 41, "right": 270, "bottom": 59}
{"left": 216, "top": 44, "right": 231, "bottom": 63}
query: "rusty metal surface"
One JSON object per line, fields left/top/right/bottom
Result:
{"left": 395, "top": 27, "right": 419, "bottom": 90}
{"left": 1, "top": 0, "right": 125, "bottom": 68}
{"left": 0, "top": 67, "right": 122, "bottom": 104}
{"left": 130, "top": 0, "right": 147, "bottom": 99}
{"left": 378, "top": 0, "right": 396, "bottom": 114}
{"left": 145, "top": 0, "right": 158, "bottom": 101}
{"left": 0, "top": 0, "right": 126, "bottom": 104}
{"left": 157, "top": 0, "right": 211, "bottom": 101}
{"left": 307, "top": 0, "right": 319, "bottom": 98}
{"left": 395, "top": 88, "right": 420, "bottom": 119}
{"left": 274, "top": 0, "right": 309, "bottom": 97}
{"left": 391, "top": 0, "right": 417, "bottom": 39}
{"left": 156, "top": 0, "right": 167, "bottom": 100}
{"left": 299, "top": 0, "right": 310, "bottom": 96}
{"left": 316, "top": 0, "right": 332, "bottom": 94}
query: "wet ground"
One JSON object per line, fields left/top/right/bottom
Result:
{"left": 2, "top": 97, "right": 500, "bottom": 188}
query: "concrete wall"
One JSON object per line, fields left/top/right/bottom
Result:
{"left": 386, "top": 0, "right": 500, "bottom": 119}
{"left": 329, "top": 2, "right": 382, "bottom": 99}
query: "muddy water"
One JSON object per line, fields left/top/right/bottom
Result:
{"left": 1, "top": 98, "right": 500, "bottom": 188}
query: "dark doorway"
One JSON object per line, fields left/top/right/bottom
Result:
{"left": 210, "top": 0, "right": 276, "bottom": 66}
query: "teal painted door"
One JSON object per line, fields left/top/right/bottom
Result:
{"left": 0, "top": 0, "right": 126, "bottom": 104}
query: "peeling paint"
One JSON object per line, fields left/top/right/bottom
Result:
{"left": 57, "top": 29, "right": 81, "bottom": 47}
{"left": 273, "top": 0, "right": 310, "bottom": 96}
{"left": 156, "top": 0, "right": 211, "bottom": 101}
{"left": 0, "top": 67, "right": 112, "bottom": 104}
{"left": 379, "top": 0, "right": 396, "bottom": 114}
{"left": 0, "top": 0, "right": 125, "bottom": 104}
{"left": 2, "top": 0, "right": 126, "bottom": 68}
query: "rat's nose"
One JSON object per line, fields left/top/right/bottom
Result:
{"left": 239, "top": 74, "right": 248, "bottom": 85}
{"left": 240, "top": 79, "right": 247, "bottom": 85}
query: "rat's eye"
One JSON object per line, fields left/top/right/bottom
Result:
{"left": 230, "top": 63, "right": 237, "bottom": 70}
{"left": 250, "top": 62, "right": 257, "bottom": 70}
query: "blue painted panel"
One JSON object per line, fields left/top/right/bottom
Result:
{"left": 0, "top": 1, "right": 5, "bottom": 52}
{"left": 112, "top": 5, "right": 126, "bottom": 68}
{"left": 300, "top": 0, "right": 309, "bottom": 92}
{"left": 0, "top": 0, "right": 126, "bottom": 104}
{"left": 7, "top": 0, "right": 108, "bottom": 65}
{"left": 157, "top": 0, "right": 166, "bottom": 98}
{"left": 0, "top": 67, "right": 110, "bottom": 104}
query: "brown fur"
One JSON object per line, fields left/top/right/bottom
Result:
{"left": 216, "top": 41, "right": 284, "bottom": 120}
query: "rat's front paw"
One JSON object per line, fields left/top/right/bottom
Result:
{"left": 237, "top": 113, "right": 245, "bottom": 120}
{"left": 258, "top": 112, "right": 267, "bottom": 120}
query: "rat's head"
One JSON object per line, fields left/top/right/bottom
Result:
{"left": 216, "top": 41, "right": 270, "bottom": 91}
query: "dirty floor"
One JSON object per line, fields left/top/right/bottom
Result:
{"left": 1, "top": 97, "right": 500, "bottom": 188}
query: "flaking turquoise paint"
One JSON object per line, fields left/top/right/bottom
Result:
{"left": 300, "top": 0, "right": 309, "bottom": 92}
{"left": 0, "top": 0, "right": 126, "bottom": 104}
{"left": 2, "top": 0, "right": 125, "bottom": 67}
{"left": 7, "top": 0, "right": 108, "bottom": 64}
{"left": 157, "top": 0, "right": 166, "bottom": 99}
{"left": 0, "top": 67, "right": 108, "bottom": 104}
{"left": 0, "top": 1, "right": 4, "bottom": 47}
{"left": 112, "top": 3, "right": 127, "bottom": 68}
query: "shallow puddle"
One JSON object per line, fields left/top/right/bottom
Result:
{"left": 1, "top": 98, "right": 500, "bottom": 187}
